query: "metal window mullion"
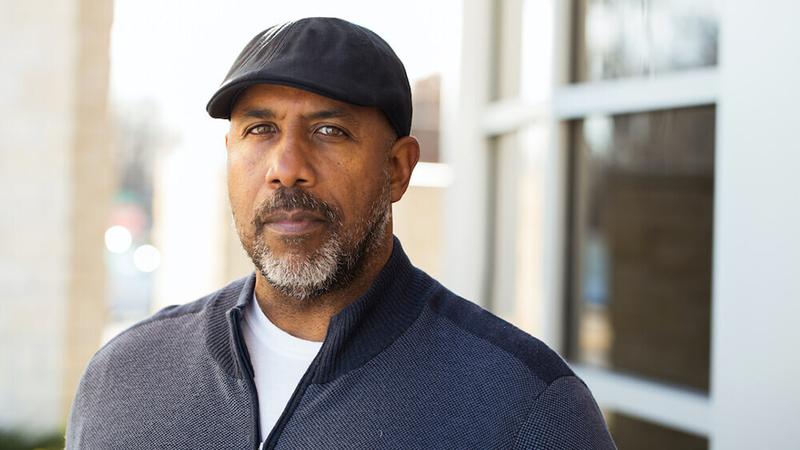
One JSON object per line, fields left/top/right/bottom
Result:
{"left": 555, "top": 67, "right": 719, "bottom": 118}
{"left": 481, "top": 67, "right": 720, "bottom": 137}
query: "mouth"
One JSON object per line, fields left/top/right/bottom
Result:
{"left": 261, "top": 209, "right": 328, "bottom": 236}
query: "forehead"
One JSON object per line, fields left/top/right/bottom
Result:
{"left": 231, "top": 84, "right": 379, "bottom": 122}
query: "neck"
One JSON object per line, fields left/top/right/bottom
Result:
{"left": 253, "top": 230, "right": 394, "bottom": 342}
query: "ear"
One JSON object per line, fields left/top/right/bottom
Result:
{"left": 225, "top": 130, "right": 230, "bottom": 148}
{"left": 388, "top": 136, "right": 420, "bottom": 203}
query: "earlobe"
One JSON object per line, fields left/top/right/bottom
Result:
{"left": 389, "top": 136, "right": 420, "bottom": 203}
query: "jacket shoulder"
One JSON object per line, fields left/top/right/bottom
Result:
{"left": 427, "top": 288, "right": 574, "bottom": 385}
{"left": 134, "top": 274, "right": 250, "bottom": 328}
{"left": 81, "top": 274, "right": 249, "bottom": 376}
{"left": 66, "top": 275, "right": 255, "bottom": 448}
{"left": 513, "top": 376, "right": 617, "bottom": 449}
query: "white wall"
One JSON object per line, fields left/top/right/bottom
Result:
{"left": 712, "top": 1, "right": 800, "bottom": 448}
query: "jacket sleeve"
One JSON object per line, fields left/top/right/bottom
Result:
{"left": 513, "top": 375, "right": 617, "bottom": 450}
{"left": 65, "top": 376, "right": 88, "bottom": 448}
{"left": 65, "top": 350, "right": 106, "bottom": 449}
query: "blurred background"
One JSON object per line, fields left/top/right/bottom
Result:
{"left": 1, "top": 0, "right": 799, "bottom": 449}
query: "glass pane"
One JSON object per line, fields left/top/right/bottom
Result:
{"left": 573, "top": 0, "right": 719, "bottom": 82}
{"left": 606, "top": 410, "right": 708, "bottom": 450}
{"left": 567, "top": 106, "right": 715, "bottom": 392}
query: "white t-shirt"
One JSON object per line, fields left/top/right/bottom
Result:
{"left": 242, "top": 293, "right": 323, "bottom": 444}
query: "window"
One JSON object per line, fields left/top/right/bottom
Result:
{"left": 573, "top": 0, "right": 719, "bottom": 82}
{"left": 606, "top": 410, "right": 709, "bottom": 450}
{"left": 566, "top": 106, "right": 715, "bottom": 392}
{"left": 463, "top": 0, "right": 721, "bottom": 442}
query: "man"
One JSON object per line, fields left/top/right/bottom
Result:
{"left": 67, "top": 17, "right": 615, "bottom": 449}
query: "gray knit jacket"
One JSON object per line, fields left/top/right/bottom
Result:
{"left": 67, "top": 238, "right": 616, "bottom": 449}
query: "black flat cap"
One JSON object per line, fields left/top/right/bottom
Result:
{"left": 206, "top": 17, "right": 412, "bottom": 137}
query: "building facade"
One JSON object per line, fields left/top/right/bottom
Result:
{"left": 440, "top": 1, "right": 800, "bottom": 449}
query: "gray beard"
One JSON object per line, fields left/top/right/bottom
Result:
{"left": 240, "top": 181, "right": 391, "bottom": 301}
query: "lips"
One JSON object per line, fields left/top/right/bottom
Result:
{"left": 262, "top": 209, "right": 328, "bottom": 235}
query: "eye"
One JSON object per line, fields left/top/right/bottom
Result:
{"left": 316, "top": 125, "right": 347, "bottom": 138}
{"left": 246, "top": 124, "right": 277, "bottom": 136}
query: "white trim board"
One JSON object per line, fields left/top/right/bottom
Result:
{"left": 574, "top": 364, "right": 712, "bottom": 438}
{"left": 409, "top": 162, "right": 454, "bottom": 188}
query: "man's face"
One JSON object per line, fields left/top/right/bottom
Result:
{"left": 226, "top": 84, "right": 399, "bottom": 300}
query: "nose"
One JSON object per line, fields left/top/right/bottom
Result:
{"left": 265, "top": 130, "right": 316, "bottom": 189}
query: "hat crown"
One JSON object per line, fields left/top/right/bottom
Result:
{"left": 207, "top": 17, "right": 413, "bottom": 137}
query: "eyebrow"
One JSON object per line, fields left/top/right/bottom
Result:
{"left": 305, "top": 108, "right": 358, "bottom": 123}
{"left": 240, "top": 108, "right": 276, "bottom": 119}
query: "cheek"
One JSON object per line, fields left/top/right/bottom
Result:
{"left": 227, "top": 154, "right": 263, "bottom": 219}
{"left": 339, "top": 165, "right": 386, "bottom": 223}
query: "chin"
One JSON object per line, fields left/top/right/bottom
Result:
{"left": 252, "top": 232, "right": 343, "bottom": 299}
{"left": 266, "top": 228, "right": 330, "bottom": 251}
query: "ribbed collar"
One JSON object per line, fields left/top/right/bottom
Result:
{"left": 209, "top": 237, "right": 432, "bottom": 383}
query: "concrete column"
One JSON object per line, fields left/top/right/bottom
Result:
{"left": 62, "top": 0, "right": 114, "bottom": 424}
{"left": 440, "top": 0, "right": 493, "bottom": 304}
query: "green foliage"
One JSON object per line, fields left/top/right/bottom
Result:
{"left": 0, "top": 430, "right": 64, "bottom": 450}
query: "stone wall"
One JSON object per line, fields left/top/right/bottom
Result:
{"left": 0, "top": 0, "right": 113, "bottom": 433}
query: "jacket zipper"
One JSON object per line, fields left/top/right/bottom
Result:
{"left": 228, "top": 309, "right": 262, "bottom": 450}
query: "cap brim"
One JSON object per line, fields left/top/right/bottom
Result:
{"left": 206, "top": 80, "right": 255, "bottom": 119}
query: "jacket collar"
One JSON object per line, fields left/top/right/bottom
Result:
{"left": 209, "top": 236, "right": 433, "bottom": 383}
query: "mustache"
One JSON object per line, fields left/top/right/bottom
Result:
{"left": 253, "top": 187, "right": 339, "bottom": 230}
